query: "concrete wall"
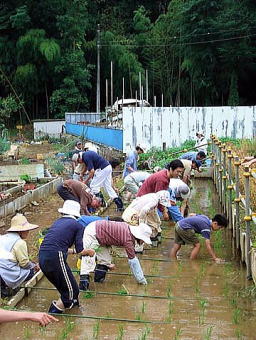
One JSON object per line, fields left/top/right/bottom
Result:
{"left": 123, "top": 106, "right": 256, "bottom": 152}
{"left": 0, "top": 164, "right": 44, "bottom": 181}
{"left": 33, "top": 120, "right": 65, "bottom": 139}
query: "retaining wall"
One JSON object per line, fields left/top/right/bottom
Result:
{"left": 0, "top": 177, "right": 62, "bottom": 217}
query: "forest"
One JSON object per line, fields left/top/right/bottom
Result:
{"left": 0, "top": 0, "right": 256, "bottom": 125}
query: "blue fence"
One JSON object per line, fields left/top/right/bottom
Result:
{"left": 65, "top": 123, "right": 123, "bottom": 151}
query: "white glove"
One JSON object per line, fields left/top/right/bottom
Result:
{"left": 128, "top": 257, "right": 147, "bottom": 284}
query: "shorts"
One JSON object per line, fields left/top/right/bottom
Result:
{"left": 174, "top": 223, "right": 199, "bottom": 245}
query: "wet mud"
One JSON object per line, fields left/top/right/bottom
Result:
{"left": 1, "top": 179, "right": 256, "bottom": 339}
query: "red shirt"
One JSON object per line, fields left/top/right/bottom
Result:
{"left": 137, "top": 169, "right": 170, "bottom": 196}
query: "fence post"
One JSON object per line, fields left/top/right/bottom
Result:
{"left": 222, "top": 144, "right": 227, "bottom": 213}
{"left": 227, "top": 149, "right": 234, "bottom": 232}
{"left": 218, "top": 143, "right": 223, "bottom": 206}
{"left": 244, "top": 166, "right": 252, "bottom": 279}
{"left": 234, "top": 156, "right": 241, "bottom": 249}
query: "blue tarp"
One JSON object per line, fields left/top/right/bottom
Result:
{"left": 65, "top": 123, "right": 123, "bottom": 151}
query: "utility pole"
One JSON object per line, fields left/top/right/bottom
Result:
{"left": 111, "top": 61, "right": 113, "bottom": 107}
{"left": 146, "top": 69, "right": 149, "bottom": 102}
{"left": 96, "top": 24, "right": 100, "bottom": 114}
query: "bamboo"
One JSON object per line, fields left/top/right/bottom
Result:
{"left": 244, "top": 166, "right": 252, "bottom": 279}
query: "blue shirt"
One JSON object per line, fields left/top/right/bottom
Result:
{"left": 82, "top": 151, "right": 109, "bottom": 171}
{"left": 39, "top": 217, "right": 84, "bottom": 253}
{"left": 123, "top": 151, "right": 138, "bottom": 178}
{"left": 179, "top": 151, "right": 197, "bottom": 161}
{"left": 78, "top": 215, "right": 108, "bottom": 227}
{"left": 178, "top": 215, "right": 212, "bottom": 239}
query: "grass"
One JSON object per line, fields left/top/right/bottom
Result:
{"left": 23, "top": 326, "right": 31, "bottom": 339}
{"left": 141, "top": 301, "right": 146, "bottom": 314}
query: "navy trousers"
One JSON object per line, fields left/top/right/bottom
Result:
{"left": 39, "top": 250, "right": 79, "bottom": 308}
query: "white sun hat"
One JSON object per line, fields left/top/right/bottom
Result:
{"left": 137, "top": 143, "right": 147, "bottom": 153}
{"left": 7, "top": 214, "right": 39, "bottom": 232}
{"left": 169, "top": 178, "right": 191, "bottom": 199}
{"left": 58, "top": 200, "right": 81, "bottom": 217}
{"left": 129, "top": 223, "right": 152, "bottom": 244}
{"left": 156, "top": 190, "right": 172, "bottom": 207}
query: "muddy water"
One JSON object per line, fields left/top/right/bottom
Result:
{"left": 1, "top": 179, "right": 256, "bottom": 339}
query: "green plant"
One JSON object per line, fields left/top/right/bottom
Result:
{"left": 137, "top": 326, "right": 151, "bottom": 340}
{"left": 166, "top": 300, "right": 174, "bottom": 322}
{"left": 59, "top": 319, "right": 75, "bottom": 340}
{"left": 232, "top": 308, "right": 242, "bottom": 325}
{"left": 23, "top": 326, "right": 31, "bottom": 339}
{"left": 204, "top": 326, "right": 213, "bottom": 340}
{"left": 116, "top": 288, "right": 128, "bottom": 295}
{"left": 174, "top": 328, "right": 182, "bottom": 340}
{"left": 20, "top": 174, "right": 32, "bottom": 183}
{"left": 93, "top": 321, "right": 100, "bottom": 339}
{"left": 20, "top": 158, "right": 30, "bottom": 164}
{"left": 198, "top": 298, "right": 207, "bottom": 325}
{"left": 115, "top": 325, "right": 125, "bottom": 340}
{"left": 141, "top": 301, "right": 146, "bottom": 314}
{"left": 83, "top": 291, "right": 95, "bottom": 299}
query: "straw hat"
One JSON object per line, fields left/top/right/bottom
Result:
{"left": 58, "top": 200, "right": 81, "bottom": 217}
{"left": 156, "top": 190, "right": 172, "bottom": 207}
{"left": 129, "top": 223, "right": 152, "bottom": 244}
{"left": 7, "top": 214, "right": 39, "bottom": 232}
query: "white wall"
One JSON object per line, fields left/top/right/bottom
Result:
{"left": 33, "top": 120, "right": 65, "bottom": 139}
{"left": 123, "top": 106, "right": 256, "bottom": 152}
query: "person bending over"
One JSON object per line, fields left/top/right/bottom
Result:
{"left": 170, "top": 214, "right": 228, "bottom": 262}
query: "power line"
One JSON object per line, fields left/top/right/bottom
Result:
{"left": 101, "top": 33, "right": 256, "bottom": 48}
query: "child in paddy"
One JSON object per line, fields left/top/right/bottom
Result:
{"left": 170, "top": 214, "right": 228, "bottom": 262}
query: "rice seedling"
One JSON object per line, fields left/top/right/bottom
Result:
{"left": 166, "top": 300, "right": 174, "bottom": 322}
{"left": 204, "top": 325, "right": 213, "bottom": 340}
{"left": 235, "top": 329, "right": 244, "bottom": 339}
{"left": 115, "top": 325, "right": 125, "bottom": 340}
{"left": 166, "top": 282, "right": 173, "bottom": 298}
{"left": 141, "top": 301, "right": 146, "bottom": 314}
{"left": 23, "top": 326, "right": 31, "bottom": 339}
{"left": 174, "top": 328, "right": 182, "bottom": 340}
{"left": 135, "top": 313, "right": 142, "bottom": 321}
{"left": 83, "top": 291, "right": 95, "bottom": 299}
{"left": 59, "top": 319, "right": 75, "bottom": 340}
{"left": 137, "top": 326, "right": 151, "bottom": 340}
{"left": 93, "top": 321, "right": 100, "bottom": 339}
{"left": 198, "top": 297, "right": 207, "bottom": 325}
{"left": 117, "top": 288, "right": 128, "bottom": 295}
{"left": 232, "top": 308, "right": 242, "bottom": 325}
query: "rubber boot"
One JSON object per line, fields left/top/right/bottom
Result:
{"left": 96, "top": 192, "right": 106, "bottom": 207}
{"left": 113, "top": 197, "right": 124, "bottom": 212}
{"left": 48, "top": 300, "right": 64, "bottom": 314}
{"left": 157, "top": 232, "right": 162, "bottom": 244}
{"left": 94, "top": 264, "right": 109, "bottom": 282}
{"left": 79, "top": 274, "right": 90, "bottom": 291}
{"left": 150, "top": 235, "right": 158, "bottom": 247}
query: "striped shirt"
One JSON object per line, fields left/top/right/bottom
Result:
{"left": 178, "top": 215, "right": 211, "bottom": 239}
{"left": 95, "top": 220, "right": 136, "bottom": 259}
